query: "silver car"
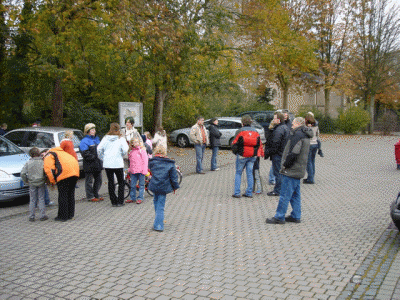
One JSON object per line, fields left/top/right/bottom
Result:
{"left": 0, "top": 135, "right": 30, "bottom": 201}
{"left": 170, "top": 117, "right": 266, "bottom": 148}
{"left": 4, "top": 127, "right": 85, "bottom": 170}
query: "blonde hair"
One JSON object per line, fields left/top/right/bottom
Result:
{"left": 64, "top": 130, "right": 74, "bottom": 139}
{"left": 153, "top": 144, "right": 167, "bottom": 156}
{"left": 129, "top": 137, "right": 145, "bottom": 150}
{"left": 144, "top": 131, "right": 153, "bottom": 140}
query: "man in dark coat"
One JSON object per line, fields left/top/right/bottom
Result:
{"left": 264, "top": 112, "right": 289, "bottom": 196}
{"left": 209, "top": 118, "right": 222, "bottom": 171}
{"left": 266, "top": 117, "right": 313, "bottom": 224}
{"left": 79, "top": 123, "right": 103, "bottom": 202}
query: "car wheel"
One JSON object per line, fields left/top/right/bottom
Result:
{"left": 229, "top": 137, "right": 235, "bottom": 147}
{"left": 177, "top": 134, "right": 189, "bottom": 148}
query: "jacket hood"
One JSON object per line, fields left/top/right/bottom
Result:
{"left": 150, "top": 156, "right": 175, "bottom": 164}
{"left": 103, "top": 135, "right": 119, "bottom": 142}
{"left": 296, "top": 126, "right": 313, "bottom": 138}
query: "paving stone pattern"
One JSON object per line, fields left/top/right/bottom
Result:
{"left": 0, "top": 135, "right": 399, "bottom": 299}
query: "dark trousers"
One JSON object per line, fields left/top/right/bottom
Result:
{"left": 84, "top": 171, "right": 102, "bottom": 199}
{"left": 271, "top": 154, "right": 282, "bottom": 194}
{"left": 57, "top": 176, "right": 78, "bottom": 220}
{"left": 105, "top": 168, "right": 124, "bottom": 205}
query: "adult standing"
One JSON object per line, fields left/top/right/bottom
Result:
{"left": 209, "top": 118, "right": 222, "bottom": 171}
{"left": 153, "top": 126, "right": 168, "bottom": 151}
{"left": 189, "top": 116, "right": 209, "bottom": 174}
{"left": 231, "top": 115, "right": 263, "bottom": 198}
{"left": 121, "top": 117, "right": 142, "bottom": 144}
{"left": 282, "top": 109, "right": 292, "bottom": 129}
{"left": 79, "top": 124, "right": 103, "bottom": 202}
{"left": 97, "top": 123, "right": 129, "bottom": 207}
{"left": 304, "top": 113, "right": 319, "bottom": 184}
{"left": 44, "top": 146, "right": 80, "bottom": 222}
{"left": 264, "top": 112, "right": 289, "bottom": 197}
{"left": 266, "top": 117, "right": 312, "bottom": 224}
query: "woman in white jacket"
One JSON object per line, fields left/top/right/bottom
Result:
{"left": 97, "top": 123, "right": 129, "bottom": 207}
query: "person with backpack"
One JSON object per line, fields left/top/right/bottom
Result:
{"left": 43, "top": 146, "right": 80, "bottom": 222}
{"left": 231, "top": 115, "right": 263, "bottom": 198}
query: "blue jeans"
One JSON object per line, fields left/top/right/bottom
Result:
{"left": 269, "top": 165, "right": 276, "bottom": 184}
{"left": 194, "top": 144, "right": 206, "bottom": 173}
{"left": 275, "top": 175, "right": 301, "bottom": 221}
{"left": 234, "top": 156, "right": 256, "bottom": 196}
{"left": 153, "top": 193, "right": 166, "bottom": 231}
{"left": 211, "top": 146, "right": 219, "bottom": 170}
{"left": 130, "top": 173, "right": 145, "bottom": 201}
{"left": 29, "top": 185, "right": 46, "bottom": 218}
{"left": 44, "top": 186, "right": 50, "bottom": 205}
{"left": 271, "top": 155, "right": 282, "bottom": 194}
{"left": 306, "top": 144, "right": 318, "bottom": 183}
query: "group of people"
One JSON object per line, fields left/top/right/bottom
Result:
{"left": 228, "top": 111, "right": 323, "bottom": 224}
{"left": 22, "top": 117, "right": 179, "bottom": 231}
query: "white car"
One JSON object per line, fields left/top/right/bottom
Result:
{"left": 170, "top": 117, "right": 266, "bottom": 148}
{"left": 0, "top": 135, "right": 30, "bottom": 201}
{"left": 4, "top": 127, "right": 85, "bottom": 170}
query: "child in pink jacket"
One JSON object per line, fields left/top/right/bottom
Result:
{"left": 127, "top": 137, "right": 148, "bottom": 204}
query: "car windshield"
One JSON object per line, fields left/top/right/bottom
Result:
{"left": 58, "top": 130, "right": 85, "bottom": 148}
{"left": 0, "top": 137, "right": 25, "bottom": 156}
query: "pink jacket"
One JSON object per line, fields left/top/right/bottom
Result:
{"left": 128, "top": 147, "right": 148, "bottom": 175}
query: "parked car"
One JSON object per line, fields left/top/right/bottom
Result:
{"left": 4, "top": 127, "right": 85, "bottom": 170}
{"left": 0, "top": 135, "right": 30, "bottom": 201}
{"left": 170, "top": 117, "right": 266, "bottom": 148}
{"left": 237, "top": 110, "right": 295, "bottom": 134}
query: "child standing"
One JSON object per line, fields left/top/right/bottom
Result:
{"left": 60, "top": 130, "right": 78, "bottom": 160}
{"left": 148, "top": 144, "right": 180, "bottom": 232}
{"left": 21, "top": 147, "right": 48, "bottom": 222}
{"left": 127, "top": 137, "right": 148, "bottom": 204}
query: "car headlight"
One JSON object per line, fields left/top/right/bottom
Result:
{"left": 0, "top": 170, "right": 12, "bottom": 179}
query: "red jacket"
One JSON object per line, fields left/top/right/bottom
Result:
{"left": 232, "top": 126, "right": 264, "bottom": 158}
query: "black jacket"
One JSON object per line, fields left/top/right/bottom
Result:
{"left": 264, "top": 123, "right": 289, "bottom": 159}
{"left": 209, "top": 124, "right": 222, "bottom": 147}
{"left": 81, "top": 145, "right": 103, "bottom": 173}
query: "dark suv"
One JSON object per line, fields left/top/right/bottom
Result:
{"left": 237, "top": 110, "right": 294, "bottom": 134}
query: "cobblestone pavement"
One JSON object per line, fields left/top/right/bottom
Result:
{"left": 0, "top": 135, "right": 399, "bottom": 299}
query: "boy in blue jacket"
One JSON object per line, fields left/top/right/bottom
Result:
{"left": 148, "top": 144, "right": 180, "bottom": 232}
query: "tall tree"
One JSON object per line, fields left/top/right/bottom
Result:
{"left": 309, "top": 0, "right": 352, "bottom": 116}
{"left": 240, "top": 0, "right": 318, "bottom": 109}
{"left": 349, "top": 0, "right": 400, "bottom": 131}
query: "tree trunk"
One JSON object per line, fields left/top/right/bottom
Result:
{"left": 282, "top": 86, "right": 289, "bottom": 109}
{"left": 153, "top": 83, "right": 167, "bottom": 132}
{"left": 369, "top": 94, "right": 375, "bottom": 133}
{"left": 324, "top": 87, "right": 330, "bottom": 116}
{"left": 52, "top": 78, "right": 63, "bottom": 127}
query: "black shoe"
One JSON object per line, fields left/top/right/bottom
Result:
{"left": 267, "top": 191, "right": 280, "bottom": 196}
{"left": 40, "top": 216, "right": 49, "bottom": 221}
{"left": 285, "top": 216, "right": 301, "bottom": 223}
{"left": 266, "top": 217, "right": 285, "bottom": 224}
{"left": 242, "top": 194, "right": 253, "bottom": 198}
{"left": 29, "top": 217, "right": 35, "bottom": 222}
{"left": 303, "top": 179, "right": 314, "bottom": 184}
{"left": 54, "top": 217, "right": 67, "bottom": 222}
{"left": 197, "top": 171, "right": 206, "bottom": 174}
{"left": 232, "top": 194, "right": 241, "bottom": 198}
{"left": 318, "top": 149, "right": 324, "bottom": 157}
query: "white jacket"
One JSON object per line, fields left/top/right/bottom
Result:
{"left": 97, "top": 135, "right": 129, "bottom": 169}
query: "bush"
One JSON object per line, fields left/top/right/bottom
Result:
{"left": 297, "top": 105, "right": 337, "bottom": 133}
{"left": 64, "top": 100, "right": 112, "bottom": 137}
{"left": 337, "top": 106, "right": 370, "bottom": 134}
{"left": 376, "top": 111, "right": 399, "bottom": 135}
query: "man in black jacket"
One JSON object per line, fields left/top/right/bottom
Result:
{"left": 266, "top": 117, "right": 313, "bottom": 224}
{"left": 264, "top": 112, "right": 289, "bottom": 196}
{"left": 209, "top": 118, "right": 222, "bottom": 171}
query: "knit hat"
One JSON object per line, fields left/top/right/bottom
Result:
{"left": 84, "top": 123, "right": 96, "bottom": 135}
